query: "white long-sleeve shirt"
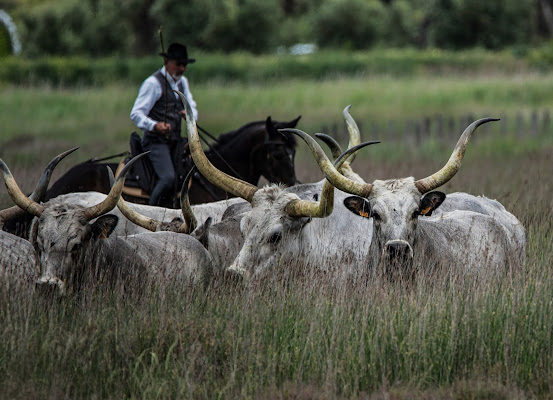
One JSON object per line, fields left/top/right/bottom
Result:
{"left": 130, "top": 66, "right": 198, "bottom": 133}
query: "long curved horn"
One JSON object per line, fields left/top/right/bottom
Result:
{"left": 343, "top": 105, "right": 361, "bottom": 164}
{"left": 283, "top": 132, "right": 378, "bottom": 218}
{"left": 334, "top": 141, "right": 379, "bottom": 167}
{"left": 280, "top": 128, "right": 374, "bottom": 198}
{"left": 315, "top": 132, "right": 367, "bottom": 183}
{"left": 414, "top": 118, "right": 499, "bottom": 194}
{"left": 0, "top": 158, "right": 45, "bottom": 217}
{"left": 84, "top": 152, "right": 149, "bottom": 221}
{"left": 0, "top": 147, "right": 79, "bottom": 222}
{"left": 176, "top": 90, "right": 258, "bottom": 203}
{"left": 285, "top": 136, "right": 338, "bottom": 219}
{"left": 32, "top": 147, "right": 80, "bottom": 201}
{"left": 116, "top": 197, "right": 159, "bottom": 232}
{"left": 315, "top": 133, "right": 343, "bottom": 160}
{"left": 179, "top": 165, "right": 197, "bottom": 234}
{"left": 108, "top": 166, "right": 172, "bottom": 232}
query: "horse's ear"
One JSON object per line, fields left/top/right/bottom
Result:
{"left": 265, "top": 116, "right": 279, "bottom": 141}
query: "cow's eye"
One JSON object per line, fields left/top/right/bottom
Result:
{"left": 412, "top": 210, "right": 419, "bottom": 219}
{"left": 371, "top": 211, "right": 381, "bottom": 221}
{"left": 268, "top": 232, "right": 282, "bottom": 244}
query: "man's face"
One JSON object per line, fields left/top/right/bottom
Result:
{"left": 165, "top": 59, "right": 187, "bottom": 80}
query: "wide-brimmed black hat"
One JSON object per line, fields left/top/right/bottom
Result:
{"left": 160, "top": 43, "right": 196, "bottom": 64}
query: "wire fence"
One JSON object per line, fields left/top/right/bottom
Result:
{"left": 320, "top": 110, "right": 553, "bottom": 147}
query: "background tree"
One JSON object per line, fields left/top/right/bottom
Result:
{"left": 9, "top": 0, "right": 553, "bottom": 56}
{"left": 312, "top": 0, "right": 387, "bottom": 50}
{"left": 428, "top": 0, "right": 535, "bottom": 49}
{"left": 150, "top": 0, "right": 209, "bottom": 51}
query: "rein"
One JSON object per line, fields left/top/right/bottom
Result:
{"left": 89, "top": 151, "right": 129, "bottom": 163}
{"left": 197, "top": 123, "right": 219, "bottom": 143}
{"left": 196, "top": 128, "right": 245, "bottom": 181}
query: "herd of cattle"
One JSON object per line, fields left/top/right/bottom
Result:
{"left": 0, "top": 94, "right": 526, "bottom": 295}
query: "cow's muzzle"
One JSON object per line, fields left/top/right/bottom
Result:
{"left": 36, "top": 276, "right": 66, "bottom": 296}
{"left": 384, "top": 240, "right": 414, "bottom": 261}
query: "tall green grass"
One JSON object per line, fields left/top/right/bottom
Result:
{"left": 0, "top": 149, "right": 551, "bottom": 399}
{"left": 1, "top": 72, "right": 552, "bottom": 398}
{"left": 2, "top": 73, "right": 553, "bottom": 162}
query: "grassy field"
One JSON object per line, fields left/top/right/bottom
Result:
{"left": 2, "top": 72, "right": 553, "bottom": 154}
{"left": 0, "top": 73, "right": 553, "bottom": 398}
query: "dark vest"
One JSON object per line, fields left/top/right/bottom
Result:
{"left": 144, "top": 70, "right": 185, "bottom": 144}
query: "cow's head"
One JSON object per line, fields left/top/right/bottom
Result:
{"left": 343, "top": 179, "right": 445, "bottom": 276}
{"left": 0, "top": 152, "right": 147, "bottom": 294}
{"left": 31, "top": 204, "right": 119, "bottom": 293}
{"left": 228, "top": 186, "right": 316, "bottom": 278}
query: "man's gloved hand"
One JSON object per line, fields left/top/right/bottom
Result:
{"left": 154, "top": 122, "right": 171, "bottom": 137}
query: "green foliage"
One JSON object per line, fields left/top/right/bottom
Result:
{"left": 527, "top": 41, "right": 553, "bottom": 70}
{"left": 150, "top": 0, "right": 210, "bottom": 50}
{"left": 312, "top": 0, "right": 387, "bottom": 49}
{"left": 277, "top": 15, "right": 314, "bottom": 47}
{"left": 380, "top": 0, "right": 437, "bottom": 48}
{"left": 2, "top": 70, "right": 553, "bottom": 154}
{"left": 7, "top": 0, "right": 553, "bottom": 56}
{"left": 0, "top": 21, "right": 10, "bottom": 56}
{"left": 21, "top": 0, "right": 128, "bottom": 56}
{"left": 429, "top": 0, "right": 536, "bottom": 49}
{"left": 0, "top": 48, "right": 537, "bottom": 87}
{"left": 18, "top": 0, "right": 132, "bottom": 57}
{"left": 202, "top": 0, "right": 283, "bottom": 54}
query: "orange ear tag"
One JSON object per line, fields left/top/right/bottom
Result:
{"left": 359, "top": 211, "right": 369, "bottom": 218}
{"left": 420, "top": 206, "right": 432, "bottom": 216}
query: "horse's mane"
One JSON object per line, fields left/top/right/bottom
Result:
{"left": 202, "top": 118, "right": 298, "bottom": 155}
{"left": 213, "top": 120, "right": 265, "bottom": 148}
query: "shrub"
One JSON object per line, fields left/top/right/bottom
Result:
{"left": 429, "top": 0, "right": 535, "bottom": 50}
{"left": 202, "top": 0, "right": 283, "bottom": 54}
{"left": 0, "top": 22, "right": 10, "bottom": 56}
{"left": 18, "top": 0, "right": 132, "bottom": 57}
{"left": 150, "top": 0, "right": 210, "bottom": 50}
{"left": 312, "top": 0, "right": 387, "bottom": 50}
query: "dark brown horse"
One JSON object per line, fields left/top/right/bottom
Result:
{"left": 43, "top": 115, "right": 301, "bottom": 208}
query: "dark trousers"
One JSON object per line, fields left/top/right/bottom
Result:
{"left": 141, "top": 139, "right": 175, "bottom": 206}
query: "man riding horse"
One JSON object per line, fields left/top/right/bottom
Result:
{"left": 130, "top": 42, "right": 197, "bottom": 206}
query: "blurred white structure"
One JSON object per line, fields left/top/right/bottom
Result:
{"left": 0, "top": 10, "right": 21, "bottom": 55}
{"left": 277, "top": 43, "right": 318, "bottom": 56}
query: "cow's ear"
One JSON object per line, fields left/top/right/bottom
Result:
{"left": 419, "top": 191, "right": 446, "bottom": 217}
{"left": 90, "top": 215, "right": 119, "bottom": 239}
{"left": 344, "top": 196, "right": 371, "bottom": 219}
{"left": 191, "top": 217, "right": 212, "bottom": 250}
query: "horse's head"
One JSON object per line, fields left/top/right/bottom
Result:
{"left": 260, "top": 115, "right": 301, "bottom": 186}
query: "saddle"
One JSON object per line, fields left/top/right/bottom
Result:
{"left": 115, "top": 131, "right": 156, "bottom": 199}
{"left": 115, "top": 132, "right": 194, "bottom": 202}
